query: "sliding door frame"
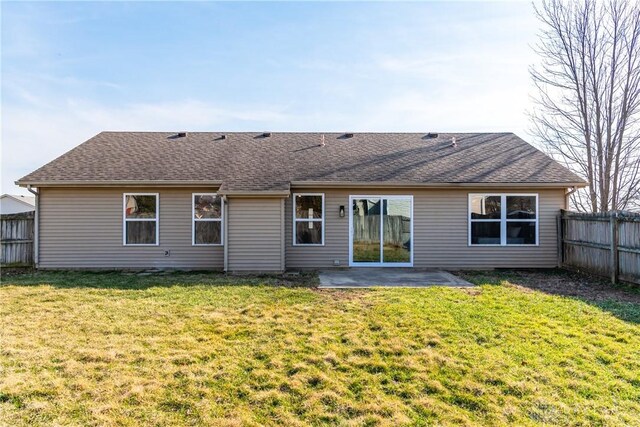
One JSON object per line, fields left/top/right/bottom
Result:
{"left": 348, "top": 195, "right": 414, "bottom": 267}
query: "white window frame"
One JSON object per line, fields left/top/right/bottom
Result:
{"left": 468, "top": 193, "right": 539, "bottom": 246}
{"left": 292, "top": 193, "right": 325, "bottom": 246}
{"left": 192, "top": 193, "right": 224, "bottom": 246}
{"left": 123, "top": 193, "right": 159, "bottom": 246}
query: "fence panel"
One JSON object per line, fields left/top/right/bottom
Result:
{"left": 618, "top": 219, "right": 640, "bottom": 283}
{"left": 561, "top": 210, "right": 640, "bottom": 284}
{"left": 1, "top": 212, "right": 34, "bottom": 266}
{"left": 352, "top": 215, "right": 409, "bottom": 245}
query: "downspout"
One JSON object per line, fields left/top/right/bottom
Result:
{"left": 564, "top": 186, "right": 578, "bottom": 210}
{"left": 27, "top": 185, "right": 39, "bottom": 268}
{"left": 222, "top": 195, "right": 228, "bottom": 272}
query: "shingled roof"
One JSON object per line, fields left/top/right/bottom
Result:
{"left": 17, "top": 132, "right": 586, "bottom": 193}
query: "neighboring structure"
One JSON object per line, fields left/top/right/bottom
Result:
{"left": 0, "top": 194, "right": 36, "bottom": 215}
{"left": 16, "top": 132, "right": 587, "bottom": 271}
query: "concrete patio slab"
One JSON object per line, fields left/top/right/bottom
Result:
{"left": 318, "top": 268, "right": 473, "bottom": 288}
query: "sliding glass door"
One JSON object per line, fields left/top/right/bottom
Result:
{"left": 350, "top": 196, "right": 413, "bottom": 266}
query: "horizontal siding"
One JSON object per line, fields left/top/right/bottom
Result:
{"left": 227, "top": 198, "right": 283, "bottom": 271}
{"left": 39, "top": 187, "right": 223, "bottom": 269}
{"left": 40, "top": 186, "right": 564, "bottom": 271}
{"left": 285, "top": 188, "right": 565, "bottom": 269}
{"left": 285, "top": 191, "right": 348, "bottom": 268}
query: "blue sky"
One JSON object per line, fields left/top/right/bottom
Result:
{"left": 1, "top": 1, "right": 540, "bottom": 194}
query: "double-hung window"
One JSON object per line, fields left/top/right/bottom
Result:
{"left": 293, "top": 193, "right": 324, "bottom": 245}
{"left": 193, "top": 194, "right": 223, "bottom": 245}
{"left": 469, "top": 194, "right": 538, "bottom": 245}
{"left": 123, "top": 193, "right": 159, "bottom": 245}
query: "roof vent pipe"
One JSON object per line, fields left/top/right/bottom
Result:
{"left": 451, "top": 136, "right": 457, "bottom": 147}
{"left": 320, "top": 134, "right": 326, "bottom": 147}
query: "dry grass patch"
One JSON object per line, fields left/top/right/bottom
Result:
{"left": 1, "top": 270, "right": 639, "bottom": 426}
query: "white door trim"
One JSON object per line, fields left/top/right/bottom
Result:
{"left": 348, "top": 195, "right": 414, "bottom": 267}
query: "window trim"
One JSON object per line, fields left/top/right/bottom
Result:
{"left": 123, "top": 193, "right": 159, "bottom": 246}
{"left": 468, "top": 193, "right": 539, "bottom": 246}
{"left": 292, "top": 193, "right": 325, "bottom": 246}
{"left": 192, "top": 193, "right": 224, "bottom": 246}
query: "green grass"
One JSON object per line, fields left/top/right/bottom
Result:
{"left": 1, "top": 271, "right": 639, "bottom": 426}
{"left": 353, "top": 243, "right": 410, "bottom": 263}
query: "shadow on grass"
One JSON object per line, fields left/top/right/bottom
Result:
{"left": 0, "top": 269, "right": 319, "bottom": 290}
{"left": 460, "top": 268, "right": 640, "bottom": 324}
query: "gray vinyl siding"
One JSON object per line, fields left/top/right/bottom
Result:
{"left": 285, "top": 188, "right": 565, "bottom": 269}
{"left": 39, "top": 186, "right": 564, "bottom": 271}
{"left": 39, "top": 187, "right": 223, "bottom": 269}
{"left": 227, "top": 198, "right": 284, "bottom": 271}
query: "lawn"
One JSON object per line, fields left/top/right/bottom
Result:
{"left": 1, "top": 270, "right": 639, "bottom": 426}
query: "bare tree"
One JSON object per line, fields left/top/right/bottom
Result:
{"left": 530, "top": 0, "right": 640, "bottom": 212}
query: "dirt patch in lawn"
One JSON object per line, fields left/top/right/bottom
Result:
{"left": 460, "top": 269, "right": 640, "bottom": 304}
{"left": 0, "top": 267, "right": 37, "bottom": 278}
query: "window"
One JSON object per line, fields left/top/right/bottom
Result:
{"left": 469, "top": 194, "right": 538, "bottom": 246}
{"left": 123, "top": 193, "right": 158, "bottom": 245}
{"left": 193, "top": 194, "right": 223, "bottom": 245}
{"left": 293, "top": 193, "right": 324, "bottom": 245}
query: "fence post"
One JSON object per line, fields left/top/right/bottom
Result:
{"left": 610, "top": 212, "right": 618, "bottom": 284}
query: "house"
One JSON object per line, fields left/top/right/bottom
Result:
{"left": 16, "top": 132, "right": 586, "bottom": 271}
{"left": 0, "top": 194, "right": 36, "bottom": 215}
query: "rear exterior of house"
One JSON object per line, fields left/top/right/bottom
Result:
{"left": 18, "top": 132, "right": 586, "bottom": 271}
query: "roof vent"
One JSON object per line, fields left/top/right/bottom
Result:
{"left": 451, "top": 136, "right": 457, "bottom": 147}
{"left": 177, "top": 132, "right": 187, "bottom": 138}
{"left": 426, "top": 132, "right": 438, "bottom": 138}
{"left": 320, "top": 134, "right": 326, "bottom": 147}
{"left": 262, "top": 132, "right": 272, "bottom": 138}
{"left": 343, "top": 132, "right": 354, "bottom": 138}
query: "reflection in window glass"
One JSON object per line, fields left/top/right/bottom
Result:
{"left": 470, "top": 195, "right": 501, "bottom": 219}
{"left": 295, "top": 195, "right": 323, "bottom": 219}
{"left": 193, "top": 194, "right": 223, "bottom": 245}
{"left": 296, "top": 221, "right": 322, "bottom": 244}
{"left": 294, "top": 194, "right": 323, "bottom": 245}
{"left": 124, "top": 194, "right": 158, "bottom": 245}
{"left": 471, "top": 222, "right": 501, "bottom": 245}
{"left": 194, "top": 195, "right": 222, "bottom": 219}
{"left": 469, "top": 194, "right": 538, "bottom": 246}
{"left": 507, "top": 221, "right": 536, "bottom": 244}
{"left": 507, "top": 196, "right": 536, "bottom": 219}
{"left": 195, "top": 221, "right": 222, "bottom": 245}
{"left": 125, "top": 195, "right": 157, "bottom": 219}
{"left": 352, "top": 198, "right": 380, "bottom": 262}
{"left": 383, "top": 199, "right": 411, "bottom": 263}
{"left": 126, "top": 221, "right": 157, "bottom": 245}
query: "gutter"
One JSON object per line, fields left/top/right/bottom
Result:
{"left": 222, "top": 196, "right": 228, "bottom": 273}
{"left": 564, "top": 186, "right": 579, "bottom": 210}
{"left": 26, "top": 185, "right": 39, "bottom": 268}
{"left": 217, "top": 191, "right": 290, "bottom": 198}
{"left": 290, "top": 181, "right": 589, "bottom": 189}
{"left": 16, "top": 180, "right": 589, "bottom": 191}
{"left": 16, "top": 180, "right": 224, "bottom": 188}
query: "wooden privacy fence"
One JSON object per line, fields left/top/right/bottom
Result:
{"left": 353, "top": 215, "right": 410, "bottom": 245}
{"left": 1, "top": 212, "right": 34, "bottom": 267}
{"left": 559, "top": 210, "right": 640, "bottom": 284}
